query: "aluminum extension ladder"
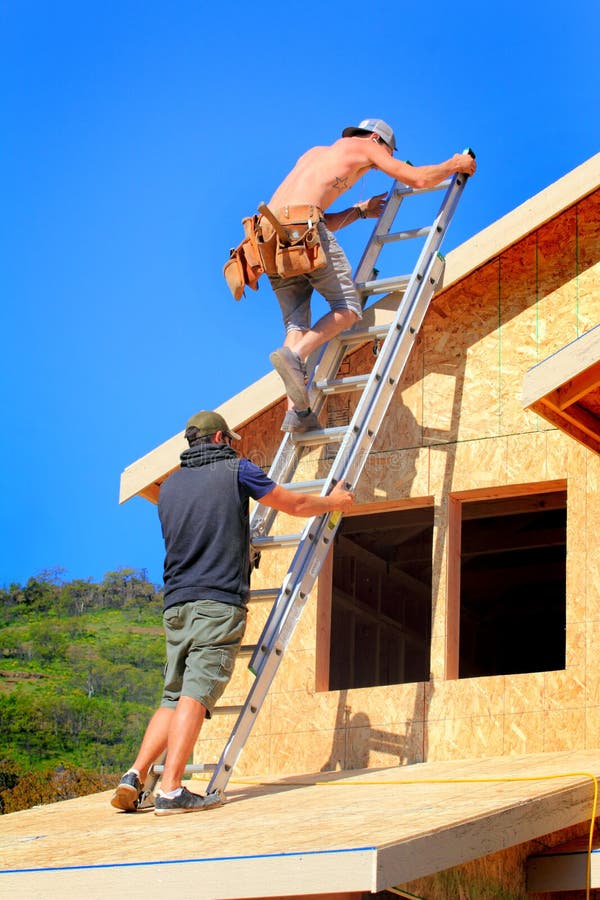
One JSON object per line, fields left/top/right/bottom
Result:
{"left": 146, "top": 152, "right": 474, "bottom": 805}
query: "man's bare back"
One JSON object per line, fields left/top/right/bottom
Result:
{"left": 268, "top": 139, "right": 375, "bottom": 211}
{"left": 268, "top": 135, "right": 476, "bottom": 211}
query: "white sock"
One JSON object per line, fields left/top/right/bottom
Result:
{"left": 159, "top": 787, "right": 183, "bottom": 799}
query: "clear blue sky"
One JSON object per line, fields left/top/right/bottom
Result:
{"left": 1, "top": 0, "right": 598, "bottom": 588}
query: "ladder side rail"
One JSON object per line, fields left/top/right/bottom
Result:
{"left": 244, "top": 265, "right": 444, "bottom": 698}
{"left": 249, "top": 436, "right": 299, "bottom": 539}
{"left": 320, "top": 255, "right": 445, "bottom": 504}
{"left": 248, "top": 478, "right": 346, "bottom": 676}
{"left": 331, "top": 256, "right": 446, "bottom": 493}
{"left": 249, "top": 333, "right": 350, "bottom": 541}
{"left": 259, "top": 508, "right": 344, "bottom": 657}
{"left": 308, "top": 172, "right": 471, "bottom": 518}
{"left": 208, "top": 509, "right": 344, "bottom": 796}
{"left": 340, "top": 170, "right": 468, "bottom": 469}
{"left": 352, "top": 175, "right": 453, "bottom": 290}
{"left": 321, "top": 166, "right": 471, "bottom": 489}
{"left": 348, "top": 166, "right": 470, "bottom": 413}
{"left": 247, "top": 516, "right": 318, "bottom": 673}
{"left": 247, "top": 254, "right": 446, "bottom": 691}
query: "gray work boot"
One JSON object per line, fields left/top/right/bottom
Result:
{"left": 281, "top": 409, "right": 322, "bottom": 433}
{"left": 269, "top": 347, "right": 310, "bottom": 409}
{"left": 111, "top": 771, "right": 144, "bottom": 811}
{"left": 154, "top": 786, "right": 223, "bottom": 816}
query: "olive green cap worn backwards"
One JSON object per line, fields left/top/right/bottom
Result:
{"left": 186, "top": 410, "right": 241, "bottom": 441}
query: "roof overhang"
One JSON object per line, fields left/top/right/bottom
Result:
{"left": 523, "top": 324, "right": 600, "bottom": 455}
{"left": 120, "top": 153, "right": 600, "bottom": 504}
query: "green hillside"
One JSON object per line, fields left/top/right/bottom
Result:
{"left": 0, "top": 568, "right": 165, "bottom": 812}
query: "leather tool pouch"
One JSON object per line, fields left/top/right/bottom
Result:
{"left": 275, "top": 224, "right": 326, "bottom": 277}
{"left": 223, "top": 215, "right": 264, "bottom": 300}
{"left": 256, "top": 224, "right": 278, "bottom": 276}
{"left": 223, "top": 251, "right": 246, "bottom": 301}
{"left": 259, "top": 205, "right": 326, "bottom": 278}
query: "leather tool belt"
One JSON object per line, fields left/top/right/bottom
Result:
{"left": 223, "top": 204, "right": 327, "bottom": 301}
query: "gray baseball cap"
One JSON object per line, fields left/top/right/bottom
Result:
{"left": 342, "top": 118, "right": 397, "bottom": 151}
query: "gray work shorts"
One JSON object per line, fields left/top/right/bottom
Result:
{"left": 268, "top": 222, "right": 363, "bottom": 333}
{"left": 161, "top": 599, "right": 247, "bottom": 716}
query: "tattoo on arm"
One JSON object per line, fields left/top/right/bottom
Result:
{"left": 332, "top": 175, "right": 349, "bottom": 193}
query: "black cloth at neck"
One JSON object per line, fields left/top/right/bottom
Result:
{"left": 180, "top": 443, "right": 238, "bottom": 468}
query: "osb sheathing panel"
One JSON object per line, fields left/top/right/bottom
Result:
{"left": 192, "top": 195, "right": 600, "bottom": 780}
{"left": 578, "top": 191, "right": 600, "bottom": 331}
{"left": 587, "top": 453, "right": 600, "bottom": 621}
{"left": 423, "top": 261, "right": 502, "bottom": 444}
{"left": 499, "top": 233, "right": 540, "bottom": 434}
{"left": 537, "top": 208, "right": 579, "bottom": 352}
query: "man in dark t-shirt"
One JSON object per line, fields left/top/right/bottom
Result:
{"left": 111, "top": 409, "right": 354, "bottom": 816}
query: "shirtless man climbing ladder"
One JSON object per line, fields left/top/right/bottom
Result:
{"left": 265, "top": 118, "right": 477, "bottom": 433}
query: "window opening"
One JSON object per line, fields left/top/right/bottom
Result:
{"left": 329, "top": 506, "right": 434, "bottom": 690}
{"left": 458, "top": 489, "right": 567, "bottom": 678}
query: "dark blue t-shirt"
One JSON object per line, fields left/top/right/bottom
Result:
{"left": 238, "top": 458, "right": 276, "bottom": 503}
{"left": 159, "top": 451, "right": 277, "bottom": 610}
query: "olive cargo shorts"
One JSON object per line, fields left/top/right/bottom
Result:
{"left": 161, "top": 599, "right": 247, "bottom": 716}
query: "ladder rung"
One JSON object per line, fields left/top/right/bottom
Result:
{"left": 394, "top": 178, "right": 451, "bottom": 196}
{"left": 151, "top": 763, "right": 216, "bottom": 775}
{"left": 357, "top": 274, "right": 411, "bottom": 295}
{"left": 378, "top": 225, "right": 432, "bottom": 244}
{"left": 280, "top": 478, "right": 327, "bottom": 492}
{"left": 340, "top": 323, "right": 390, "bottom": 346}
{"left": 249, "top": 587, "right": 279, "bottom": 602}
{"left": 293, "top": 425, "right": 347, "bottom": 446}
{"left": 238, "top": 643, "right": 257, "bottom": 656}
{"left": 212, "top": 705, "right": 243, "bottom": 716}
{"left": 252, "top": 533, "right": 303, "bottom": 550}
{"left": 315, "top": 373, "right": 370, "bottom": 395}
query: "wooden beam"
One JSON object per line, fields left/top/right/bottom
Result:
{"left": 523, "top": 324, "right": 600, "bottom": 408}
{"left": 445, "top": 497, "right": 462, "bottom": 680}
{"left": 315, "top": 548, "right": 333, "bottom": 692}
{"left": 138, "top": 483, "right": 161, "bottom": 505}
{"left": 556, "top": 367, "right": 600, "bottom": 410}
{"left": 450, "top": 480, "right": 567, "bottom": 505}
{"left": 543, "top": 398, "right": 600, "bottom": 442}
{"left": 523, "top": 325, "right": 600, "bottom": 456}
{"left": 529, "top": 399, "right": 600, "bottom": 455}
{"left": 460, "top": 489, "right": 566, "bottom": 520}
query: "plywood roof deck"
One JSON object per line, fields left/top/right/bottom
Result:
{"left": 2, "top": 750, "right": 600, "bottom": 899}
{"left": 119, "top": 153, "right": 600, "bottom": 506}
{"left": 523, "top": 323, "right": 600, "bottom": 455}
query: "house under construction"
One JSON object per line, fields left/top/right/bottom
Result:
{"left": 2, "top": 152, "right": 600, "bottom": 900}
